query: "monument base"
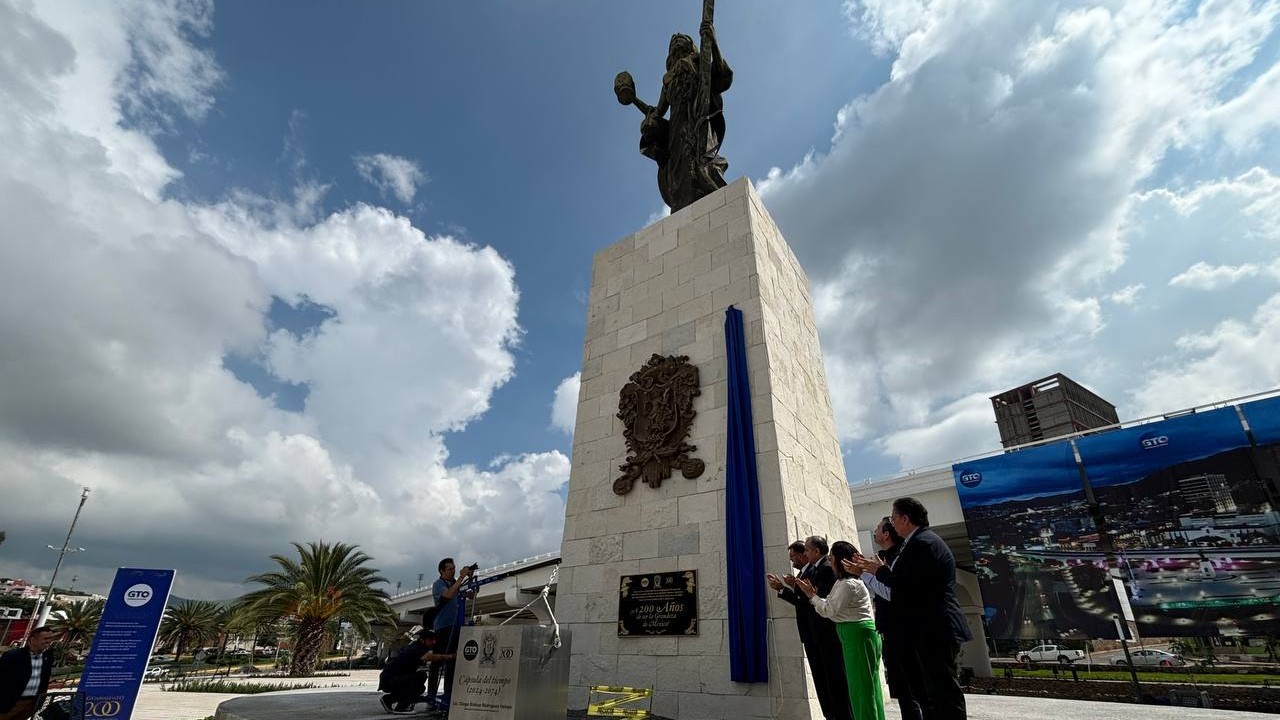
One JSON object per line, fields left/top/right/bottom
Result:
{"left": 451, "top": 625, "right": 572, "bottom": 720}
{"left": 558, "top": 178, "right": 858, "bottom": 720}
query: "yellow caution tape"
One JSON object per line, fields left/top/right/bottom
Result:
{"left": 589, "top": 686, "right": 652, "bottom": 695}
{"left": 587, "top": 685, "right": 653, "bottom": 718}
{"left": 585, "top": 707, "right": 650, "bottom": 718}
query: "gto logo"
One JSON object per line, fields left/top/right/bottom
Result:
{"left": 462, "top": 639, "right": 479, "bottom": 661}
{"left": 123, "top": 584, "right": 153, "bottom": 608}
{"left": 1140, "top": 432, "right": 1169, "bottom": 450}
{"left": 958, "top": 469, "right": 982, "bottom": 488}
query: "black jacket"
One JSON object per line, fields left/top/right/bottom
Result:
{"left": 870, "top": 544, "right": 901, "bottom": 635}
{"left": 874, "top": 527, "right": 971, "bottom": 645}
{"left": 776, "top": 558, "right": 838, "bottom": 645}
{"left": 0, "top": 647, "right": 53, "bottom": 712}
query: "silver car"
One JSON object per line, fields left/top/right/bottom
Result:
{"left": 1114, "top": 649, "right": 1184, "bottom": 667}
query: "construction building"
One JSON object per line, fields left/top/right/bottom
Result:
{"left": 990, "top": 373, "right": 1119, "bottom": 448}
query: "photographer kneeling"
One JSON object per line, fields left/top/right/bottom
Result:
{"left": 379, "top": 629, "right": 454, "bottom": 714}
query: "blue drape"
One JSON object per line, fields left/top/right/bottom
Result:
{"left": 724, "top": 305, "right": 768, "bottom": 682}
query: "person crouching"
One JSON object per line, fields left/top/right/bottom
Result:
{"left": 379, "top": 628, "right": 454, "bottom": 714}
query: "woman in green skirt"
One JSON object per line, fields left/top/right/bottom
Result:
{"left": 796, "top": 540, "right": 886, "bottom": 720}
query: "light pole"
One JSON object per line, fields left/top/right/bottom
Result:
{"left": 25, "top": 487, "right": 90, "bottom": 640}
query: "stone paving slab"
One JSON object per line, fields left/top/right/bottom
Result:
{"left": 212, "top": 689, "right": 1280, "bottom": 720}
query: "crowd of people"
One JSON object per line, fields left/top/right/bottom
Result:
{"left": 767, "top": 497, "right": 971, "bottom": 720}
{"left": 378, "top": 556, "right": 477, "bottom": 714}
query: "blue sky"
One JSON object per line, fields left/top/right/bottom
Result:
{"left": 170, "top": 1, "right": 888, "bottom": 471}
{"left": 3, "top": 0, "right": 1280, "bottom": 597}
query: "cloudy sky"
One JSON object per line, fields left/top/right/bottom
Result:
{"left": 1, "top": 0, "right": 1278, "bottom": 599}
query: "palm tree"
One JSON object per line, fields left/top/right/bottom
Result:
{"left": 48, "top": 599, "right": 103, "bottom": 651}
{"left": 158, "top": 600, "right": 226, "bottom": 662}
{"left": 238, "top": 541, "right": 396, "bottom": 677}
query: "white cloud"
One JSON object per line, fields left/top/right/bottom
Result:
{"left": 550, "top": 372, "right": 581, "bottom": 435}
{"left": 354, "top": 153, "right": 427, "bottom": 204}
{"left": 761, "top": 0, "right": 1280, "bottom": 470}
{"left": 1169, "top": 261, "right": 1265, "bottom": 290}
{"left": 1108, "top": 284, "right": 1145, "bottom": 304}
{"left": 1130, "top": 293, "right": 1280, "bottom": 415}
{"left": 1210, "top": 60, "right": 1280, "bottom": 152}
{"left": 0, "top": 0, "right": 565, "bottom": 598}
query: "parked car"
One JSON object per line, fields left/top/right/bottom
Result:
{"left": 1016, "top": 645, "right": 1086, "bottom": 664}
{"left": 1114, "top": 649, "right": 1184, "bottom": 667}
{"left": 143, "top": 665, "right": 171, "bottom": 680}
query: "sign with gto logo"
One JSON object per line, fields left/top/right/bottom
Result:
{"left": 75, "top": 568, "right": 174, "bottom": 720}
{"left": 1139, "top": 431, "right": 1170, "bottom": 450}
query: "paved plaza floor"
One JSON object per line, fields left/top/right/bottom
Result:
{"left": 131, "top": 669, "right": 380, "bottom": 720}
{"left": 208, "top": 685, "right": 1279, "bottom": 720}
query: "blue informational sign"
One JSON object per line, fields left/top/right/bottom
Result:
{"left": 1240, "top": 395, "right": 1280, "bottom": 444}
{"left": 74, "top": 568, "right": 175, "bottom": 720}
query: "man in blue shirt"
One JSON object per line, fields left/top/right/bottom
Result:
{"left": 426, "top": 557, "right": 474, "bottom": 703}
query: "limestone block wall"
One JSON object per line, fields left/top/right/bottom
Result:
{"left": 558, "top": 178, "right": 857, "bottom": 720}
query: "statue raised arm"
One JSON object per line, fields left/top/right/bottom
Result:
{"left": 614, "top": 0, "right": 732, "bottom": 212}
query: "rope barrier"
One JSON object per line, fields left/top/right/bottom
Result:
{"left": 499, "top": 565, "right": 561, "bottom": 650}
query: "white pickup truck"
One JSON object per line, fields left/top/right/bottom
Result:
{"left": 1016, "top": 645, "right": 1086, "bottom": 664}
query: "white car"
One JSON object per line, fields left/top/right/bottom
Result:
{"left": 143, "top": 665, "right": 171, "bottom": 680}
{"left": 1016, "top": 645, "right": 1086, "bottom": 664}
{"left": 1114, "top": 649, "right": 1184, "bottom": 667}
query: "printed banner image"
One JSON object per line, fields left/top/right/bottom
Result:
{"left": 1075, "top": 407, "right": 1280, "bottom": 637}
{"left": 1240, "top": 395, "right": 1280, "bottom": 445}
{"left": 953, "top": 441, "right": 1123, "bottom": 640}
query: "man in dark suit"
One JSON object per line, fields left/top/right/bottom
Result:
{"left": 769, "top": 536, "right": 852, "bottom": 720}
{"left": 853, "top": 498, "right": 970, "bottom": 720}
{"left": 858, "top": 517, "right": 922, "bottom": 720}
{"left": 767, "top": 541, "right": 811, "bottom": 645}
{"left": 0, "top": 626, "right": 56, "bottom": 720}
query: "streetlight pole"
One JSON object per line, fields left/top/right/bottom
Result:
{"left": 25, "top": 487, "right": 90, "bottom": 640}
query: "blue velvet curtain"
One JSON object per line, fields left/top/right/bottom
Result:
{"left": 724, "top": 305, "right": 768, "bottom": 682}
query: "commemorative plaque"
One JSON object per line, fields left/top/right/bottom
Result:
{"left": 617, "top": 570, "right": 698, "bottom": 636}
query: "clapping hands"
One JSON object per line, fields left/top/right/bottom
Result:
{"left": 794, "top": 577, "right": 816, "bottom": 598}
{"left": 765, "top": 572, "right": 797, "bottom": 591}
{"left": 846, "top": 553, "right": 884, "bottom": 575}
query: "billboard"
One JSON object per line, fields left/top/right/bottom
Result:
{"left": 954, "top": 402, "right": 1280, "bottom": 639}
{"left": 954, "top": 441, "right": 1123, "bottom": 639}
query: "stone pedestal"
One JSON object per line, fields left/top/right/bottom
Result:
{"left": 558, "top": 178, "right": 858, "bottom": 720}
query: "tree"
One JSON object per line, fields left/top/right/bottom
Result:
{"left": 238, "top": 541, "right": 396, "bottom": 677}
{"left": 159, "top": 600, "right": 226, "bottom": 662}
{"left": 48, "top": 599, "right": 103, "bottom": 651}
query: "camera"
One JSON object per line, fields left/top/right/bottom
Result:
{"left": 463, "top": 562, "right": 480, "bottom": 573}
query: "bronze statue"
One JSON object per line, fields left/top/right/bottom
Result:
{"left": 615, "top": 0, "right": 732, "bottom": 213}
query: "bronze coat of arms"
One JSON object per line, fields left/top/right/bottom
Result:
{"left": 614, "top": 354, "right": 706, "bottom": 495}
